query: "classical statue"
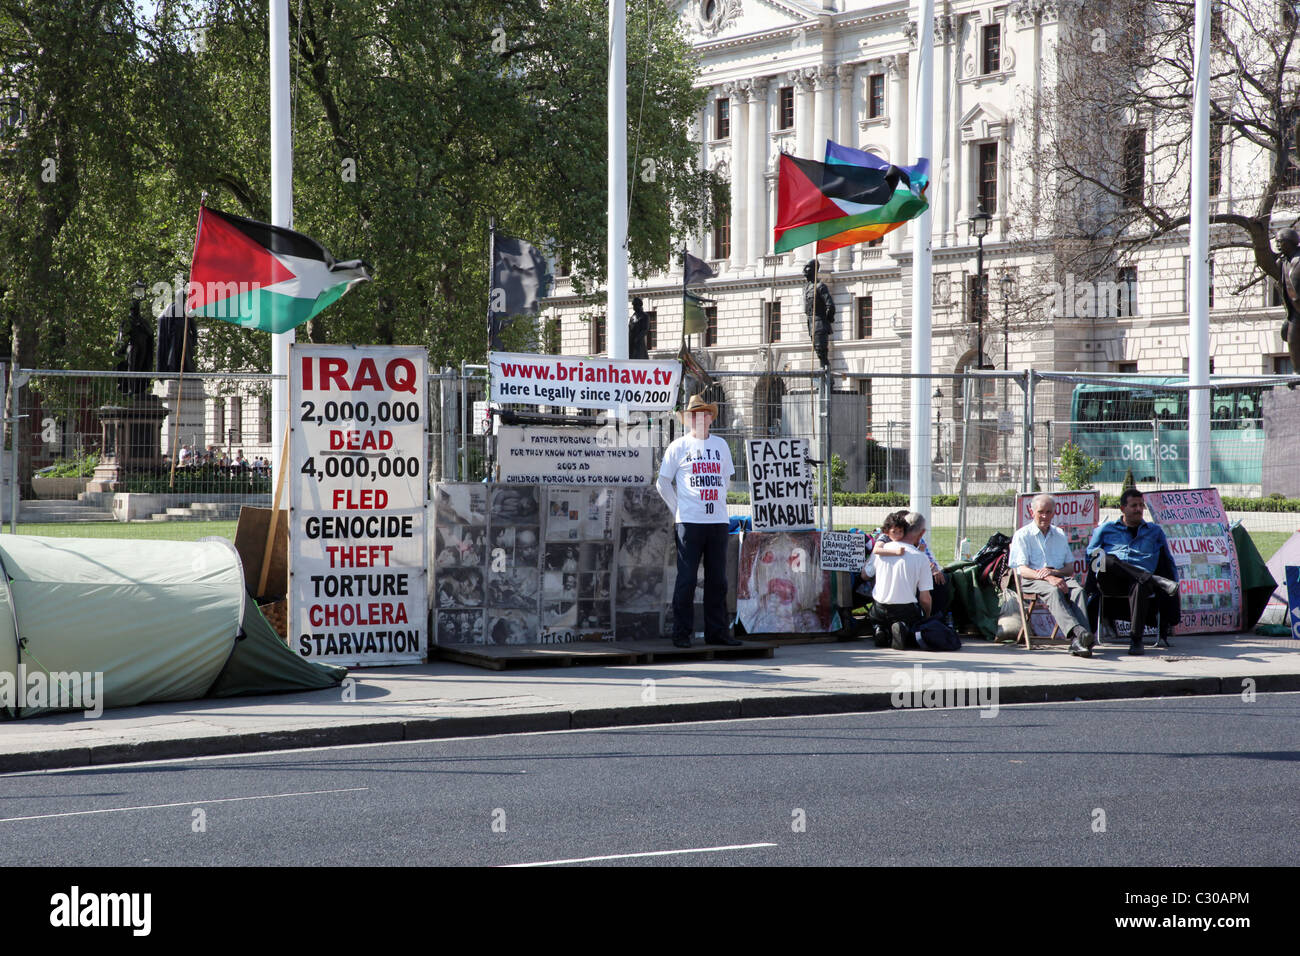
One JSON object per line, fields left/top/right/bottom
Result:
{"left": 116, "top": 300, "right": 154, "bottom": 398}
{"left": 1276, "top": 228, "right": 1300, "bottom": 379}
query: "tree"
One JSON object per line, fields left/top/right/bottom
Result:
{"left": 1023, "top": 0, "right": 1300, "bottom": 296}
{"left": 1056, "top": 438, "right": 1102, "bottom": 490}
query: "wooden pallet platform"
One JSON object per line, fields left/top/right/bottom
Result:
{"left": 433, "top": 642, "right": 641, "bottom": 670}
{"left": 433, "top": 638, "right": 775, "bottom": 670}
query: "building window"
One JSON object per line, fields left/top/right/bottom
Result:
{"left": 977, "top": 143, "right": 998, "bottom": 213}
{"left": 1123, "top": 128, "right": 1146, "bottom": 205}
{"left": 1209, "top": 256, "right": 1215, "bottom": 309}
{"left": 765, "top": 300, "right": 781, "bottom": 344}
{"left": 778, "top": 86, "right": 794, "bottom": 130}
{"left": 715, "top": 96, "right": 730, "bottom": 140}
{"left": 859, "top": 378, "right": 873, "bottom": 432}
{"left": 229, "top": 397, "right": 242, "bottom": 444}
{"left": 213, "top": 399, "right": 225, "bottom": 448}
{"left": 1116, "top": 361, "right": 1138, "bottom": 374}
{"left": 857, "top": 296, "right": 873, "bottom": 338}
{"left": 1209, "top": 121, "right": 1224, "bottom": 196}
{"left": 982, "top": 24, "right": 1001, "bottom": 74}
{"left": 868, "top": 236, "right": 883, "bottom": 247}
{"left": 713, "top": 215, "right": 731, "bottom": 260}
{"left": 1115, "top": 266, "right": 1138, "bottom": 317}
{"left": 1285, "top": 110, "right": 1300, "bottom": 187}
{"left": 704, "top": 306, "right": 718, "bottom": 346}
{"left": 1284, "top": 2, "right": 1298, "bottom": 30}
{"left": 259, "top": 401, "right": 271, "bottom": 443}
{"left": 591, "top": 314, "right": 606, "bottom": 354}
{"left": 868, "top": 74, "right": 885, "bottom": 119}
{"left": 644, "top": 310, "right": 657, "bottom": 351}
{"left": 555, "top": 249, "right": 571, "bottom": 278}
{"left": 544, "top": 317, "right": 561, "bottom": 354}
{"left": 1181, "top": 257, "right": 1215, "bottom": 311}
{"left": 1273, "top": 354, "right": 1294, "bottom": 374}
{"left": 1182, "top": 358, "right": 1216, "bottom": 373}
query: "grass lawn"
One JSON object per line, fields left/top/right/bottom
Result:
{"left": 2, "top": 521, "right": 240, "bottom": 543}
{"left": 5, "top": 521, "right": 1293, "bottom": 563}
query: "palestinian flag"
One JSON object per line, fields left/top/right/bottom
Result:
{"left": 815, "top": 142, "right": 929, "bottom": 253}
{"left": 187, "top": 205, "right": 370, "bottom": 333}
{"left": 774, "top": 151, "right": 928, "bottom": 254}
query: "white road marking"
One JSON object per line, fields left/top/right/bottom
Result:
{"left": 0, "top": 787, "right": 368, "bottom": 823}
{"left": 504, "top": 842, "right": 778, "bottom": 867}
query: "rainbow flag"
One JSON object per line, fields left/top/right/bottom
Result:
{"left": 772, "top": 147, "right": 929, "bottom": 254}
{"left": 816, "top": 142, "right": 929, "bottom": 253}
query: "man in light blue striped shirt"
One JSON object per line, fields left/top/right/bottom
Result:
{"left": 1009, "top": 493, "right": 1095, "bottom": 657}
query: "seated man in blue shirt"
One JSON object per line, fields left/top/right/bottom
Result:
{"left": 1010, "top": 493, "right": 1096, "bottom": 657}
{"left": 1085, "top": 488, "right": 1180, "bottom": 656}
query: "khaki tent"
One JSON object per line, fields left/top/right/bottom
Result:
{"left": 0, "top": 535, "right": 344, "bottom": 719}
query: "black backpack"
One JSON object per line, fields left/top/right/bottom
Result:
{"left": 972, "top": 532, "right": 1012, "bottom": 586}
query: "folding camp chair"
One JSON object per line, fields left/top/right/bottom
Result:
{"left": 1007, "top": 570, "right": 1061, "bottom": 650}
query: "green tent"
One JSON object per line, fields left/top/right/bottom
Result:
{"left": 0, "top": 535, "right": 344, "bottom": 719}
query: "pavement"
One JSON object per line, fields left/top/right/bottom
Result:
{"left": 3, "top": 629, "right": 1299, "bottom": 774}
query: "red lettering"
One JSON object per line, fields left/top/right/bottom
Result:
{"left": 320, "top": 357, "right": 349, "bottom": 392}
{"left": 331, "top": 489, "right": 388, "bottom": 509}
{"left": 352, "top": 357, "right": 382, "bottom": 391}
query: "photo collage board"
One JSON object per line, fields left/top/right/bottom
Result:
{"left": 433, "top": 483, "right": 674, "bottom": 645}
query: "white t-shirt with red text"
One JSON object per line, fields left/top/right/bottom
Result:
{"left": 659, "top": 435, "right": 734, "bottom": 524}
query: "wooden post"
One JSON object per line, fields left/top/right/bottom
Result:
{"left": 256, "top": 421, "right": 291, "bottom": 599}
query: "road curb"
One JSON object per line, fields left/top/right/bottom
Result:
{"left": 2, "top": 674, "right": 1297, "bottom": 773}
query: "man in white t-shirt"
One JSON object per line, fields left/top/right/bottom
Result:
{"left": 656, "top": 393, "right": 739, "bottom": 648}
{"left": 862, "top": 511, "right": 934, "bottom": 649}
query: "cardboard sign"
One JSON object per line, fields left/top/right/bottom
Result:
{"left": 1015, "top": 491, "right": 1099, "bottom": 579}
{"left": 1143, "top": 488, "right": 1241, "bottom": 634}
{"left": 290, "top": 345, "right": 428, "bottom": 665}
{"left": 746, "top": 438, "right": 815, "bottom": 532}
{"left": 820, "top": 531, "right": 868, "bottom": 572}
{"left": 488, "top": 351, "right": 682, "bottom": 410}
{"left": 496, "top": 425, "right": 652, "bottom": 485}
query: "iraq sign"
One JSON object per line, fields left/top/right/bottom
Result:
{"left": 290, "top": 345, "right": 428, "bottom": 665}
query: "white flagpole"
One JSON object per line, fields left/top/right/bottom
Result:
{"left": 270, "top": 0, "right": 294, "bottom": 488}
{"left": 607, "top": 0, "right": 629, "bottom": 359}
{"left": 1188, "top": 0, "right": 1211, "bottom": 486}
{"left": 910, "top": 0, "right": 935, "bottom": 514}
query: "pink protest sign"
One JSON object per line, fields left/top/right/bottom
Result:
{"left": 1143, "top": 488, "right": 1241, "bottom": 634}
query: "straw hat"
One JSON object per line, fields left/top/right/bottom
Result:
{"left": 678, "top": 393, "right": 718, "bottom": 418}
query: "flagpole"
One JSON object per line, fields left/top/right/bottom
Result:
{"left": 1188, "top": 0, "right": 1211, "bottom": 486}
{"left": 270, "top": 0, "right": 293, "bottom": 491}
{"left": 607, "top": 0, "right": 629, "bottom": 360}
{"left": 910, "top": 0, "right": 935, "bottom": 517}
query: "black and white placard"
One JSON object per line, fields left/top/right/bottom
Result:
{"left": 819, "top": 531, "right": 868, "bottom": 572}
{"left": 745, "top": 438, "right": 815, "bottom": 532}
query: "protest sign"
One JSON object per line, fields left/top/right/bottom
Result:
{"left": 496, "top": 425, "right": 652, "bottom": 485}
{"left": 746, "top": 438, "right": 814, "bottom": 532}
{"left": 290, "top": 345, "right": 428, "bottom": 665}
{"left": 488, "top": 352, "right": 681, "bottom": 411}
{"left": 820, "top": 531, "right": 867, "bottom": 572}
{"left": 1144, "top": 488, "right": 1241, "bottom": 634}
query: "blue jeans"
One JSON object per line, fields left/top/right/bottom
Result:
{"left": 672, "top": 522, "right": 730, "bottom": 642}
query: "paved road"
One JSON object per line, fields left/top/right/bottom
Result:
{"left": 2, "top": 694, "right": 1296, "bottom": 867}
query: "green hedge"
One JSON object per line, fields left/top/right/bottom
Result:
{"left": 726, "top": 491, "right": 1300, "bottom": 512}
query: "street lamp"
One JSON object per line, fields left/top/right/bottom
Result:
{"left": 932, "top": 386, "right": 943, "bottom": 467}
{"left": 969, "top": 208, "right": 992, "bottom": 480}
{"left": 1001, "top": 272, "right": 1015, "bottom": 478}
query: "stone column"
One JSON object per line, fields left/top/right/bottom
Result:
{"left": 835, "top": 65, "right": 857, "bottom": 272}
{"left": 813, "top": 65, "right": 835, "bottom": 162}
{"left": 746, "top": 78, "right": 769, "bottom": 269}
{"left": 730, "top": 81, "right": 749, "bottom": 271}
{"left": 796, "top": 69, "right": 815, "bottom": 161}
{"left": 889, "top": 53, "right": 910, "bottom": 255}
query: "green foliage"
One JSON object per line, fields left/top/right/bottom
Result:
{"left": 1122, "top": 467, "right": 1137, "bottom": 490}
{"left": 866, "top": 472, "right": 878, "bottom": 493}
{"left": 1056, "top": 439, "right": 1102, "bottom": 490}
{"left": 41, "top": 451, "right": 99, "bottom": 478}
{"left": 123, "top": 466, "right": 270, "bottom": 496}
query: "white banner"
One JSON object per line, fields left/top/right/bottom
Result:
{"left": 489, "top": 351, "right": 682, "bottom": 410}
{"left": 746, "top": 438, "right": 815, "bottom": 531}
{"left": 290, "top": 345, "right": 428, "bottom": 665}
{"left": 496, "top": 425, "right": 653, "bottom": 485}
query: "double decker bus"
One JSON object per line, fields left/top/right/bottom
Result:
{"left": 1069, "top": 378, "right": 1266, "bottom": 485}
